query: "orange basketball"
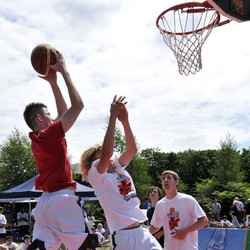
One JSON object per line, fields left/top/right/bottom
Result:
{"left": 30, "top": 44, "right": 56, "bottom": 75}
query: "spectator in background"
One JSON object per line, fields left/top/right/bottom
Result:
{"left": 212, "top": 199, "right": 221, "bottom": 222}
{"left": 208, "top": 215, "right": 223, "bottom": 228}
{"left": 3, "top": 236, "right": 20, "bottom": 250}
{"left": 230, "top": 200, "right": 241, "bottom": 228}
{"left": 234, "top": 197, "right": 244, "bottom": 223}
{"left": 244, "top": 216, "right": 250, "bottom": 229}
{"left": 96, "top": 223, "right": 105, "bottom": 237}
{"left": 17, "top": 208, "right": 29, "bottom": 236}
{"left": 91, "top": 227, "right": 109, "bottom": 247}
{"left": 245, "top": 199, "right": 250, "bottom": 220}
{"left": 147, "top": 187, "right": 164, "bottom": 248}
{"left": 143, "top": 197, "right": 152, "bottom": 210}
{"left": 20, "top": 235, "right": 31, "bottom": 250}
{"left": 0, "top": 207, "right": 6, "bottom": 244}
{"left": 88, "top": 212, "right": 95, "bottom": 229}
{"left": 221, "top": 215, "right": 234, "bottom": 228}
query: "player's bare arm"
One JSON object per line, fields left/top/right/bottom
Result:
{"left": 97, "top": 95, "right": 124, "bottom": 174}
{"left": 118, "top": 103, "right": 137, "bottom": 166}
{"left": 149, "top": 225, "right": 160, "bottom": 235}
{"left": 46, "top": 50, "right": 84, "bottom": 133}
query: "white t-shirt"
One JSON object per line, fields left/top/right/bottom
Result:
{"left": 96, "top": 232, "right": 104, "bottom": 243}
{"left": 87, "top": 216, "right": 95, "bottom": 228}
{"left": 3, "top": 242, "right": 19, "bottom": 249}
{"left": 17, "top": 212, "right": 29, "bottom": 226}
{"left": 221, "top": 219, "right": 233, "bottom": 226}
{"left": 20, "top": 242, "right": 30, "bottom": 250}
{"left": 151, "top": 192, "right": 206, "bottom": 250}
{"left": 245, "top": 220, "right": 250, "bottom": 227}
{"left": 96, "top": 227, "right": 105, "bottom": 234}
{"left": 236, "top": 201, "right": 244, "bottom": 212}
{"left": 0, "top": 214, "right": 6, "bottom": 234}
{"left": 88, "top": 155, "right": 147, "bottom": 233}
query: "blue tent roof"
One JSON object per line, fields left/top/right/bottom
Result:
{"left": 0, "top": 175, "right": 97, "bottom": 201}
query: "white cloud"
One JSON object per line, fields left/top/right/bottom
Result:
{"left": 1, "top": 0, "right": 250, "bottom": 164}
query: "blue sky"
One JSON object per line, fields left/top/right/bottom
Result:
{"left": 1, "top": 0, "right": 250, "bottom": 163}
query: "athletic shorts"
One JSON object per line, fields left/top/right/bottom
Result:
{"left": 110, "top": 225, "right": 162, "bottom": 250}
{"left": 32, "top": 189, "right": 91, "bottom": 250}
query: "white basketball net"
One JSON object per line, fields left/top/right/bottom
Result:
{"left": 157, "top": 6, "right": 220, "bottom": 75}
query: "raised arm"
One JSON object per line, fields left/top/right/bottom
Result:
{"left": 40, "top": 49, "right": 84, "bottom": 133}
{"left": 117, "top": 104, "right": 137, "bottom": 166}
{"left": 96, "top": 96, "right": 124, "bottom": 175}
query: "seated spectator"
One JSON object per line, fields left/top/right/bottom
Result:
{"left": 244, "top": 216, "right": 250, "bottom": 229}
{"left": 208, "top": 215, "right": 223, "bottom": 228}
{"left": 20, "top": 235, "right": 31, "bottom": 250}
{"left": 91, "top": 227, "right": 109, "bottom": 247}
{"left": 3, "top": 236, "right": 20, "bottom": 250}
{"left": 96, "top": 223, "right": 105, "bottom": 236}
{"left": 221, "top": 215, "right": 234, "bottom": 228}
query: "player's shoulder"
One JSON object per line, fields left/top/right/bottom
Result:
{"left": 177, "top": 192, "right": 196, "bottom": 201}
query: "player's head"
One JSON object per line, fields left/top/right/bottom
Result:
{"left": 23, "top": 102, "right": 48, "bottom": 131}
{"left": 161, "top": 170, "right": 179, "bottom": 190}
{"left": 80, "top": 144, "right": 102, "bottom": 180}
{"left": 161, "top": 170, "right": 179, "bottom": 181}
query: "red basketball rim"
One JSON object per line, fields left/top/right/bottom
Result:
{"left": 156, "top": 1, "right": 221, "bottom": 35}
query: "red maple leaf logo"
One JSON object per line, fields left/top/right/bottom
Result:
{"left": 118, "top": 179, "right": 131, "bottom": 197}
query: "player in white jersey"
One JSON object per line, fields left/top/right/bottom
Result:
{"left": 149, "top": 170, "right": 208, "bottom": 250}
{"left": 80, "top": 95, "right": 162, "bottom": 250}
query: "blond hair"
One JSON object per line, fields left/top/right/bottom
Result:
{"left": 161, "top": 170, "right": 179, "bottom": 181}
{"left": 80, "top": 144, "right": 102, "bottom": 180}
{"left": 233, "top": 200, "right": 239, "bottom": 206}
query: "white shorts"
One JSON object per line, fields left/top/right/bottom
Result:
{"left": 110, "top": 226, "right": 162, "bottom": 250}
{"left": 32, "top": 189, "right": 89, "bottom": 250}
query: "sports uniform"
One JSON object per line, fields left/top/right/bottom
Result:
{"left": 30, "top": 120, "right": 97, "bottom": 249}
{"left": 151, "top": 192, "right": 206, "bottom": 250}
{"left": 88, "top": 155, "right": 162, "bottom": 250}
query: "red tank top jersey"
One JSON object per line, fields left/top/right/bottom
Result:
{"left": 29, "top": 120, "right": 76, "bottom": 192}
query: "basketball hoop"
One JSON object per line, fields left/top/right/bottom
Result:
{"left": 156, "top": 1, "right": 230, "bottom": 75}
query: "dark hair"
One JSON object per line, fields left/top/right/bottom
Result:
{"left": 147, "top": 186, "right": 162, "bottom": 200}
{"left": 24, "top": 235, "right": 31, "bottom": 240}
{"left": 23, "top": 102, "right": 47, "bottom": 130}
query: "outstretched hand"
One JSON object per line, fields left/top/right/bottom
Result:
{"left": 38, "top": 49, "right": 67, "bottom": 84}
{"left": 110, "top": 95, "right": 126, "bottom": 119}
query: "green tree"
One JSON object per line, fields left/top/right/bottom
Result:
{"left": 177, "top": 149, "right": 217, "bottom": 189}
{"left": 140, "top": 148, "right": 168, "bottom": 187}
{"left": 195, "top": 178, "right": 250, "bottom": 217}
{"left": 212, "top": 133, "right": 242, "bottom": 185}
{"left": 240, "top": 147, "right": 250, "bottom": 182}
{"left": 0, "top": 128, "right": 37, "bottom": 190}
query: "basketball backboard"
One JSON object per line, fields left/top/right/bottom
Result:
{"left": 207, "top": 0, "right": 250, "bottom": 22}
